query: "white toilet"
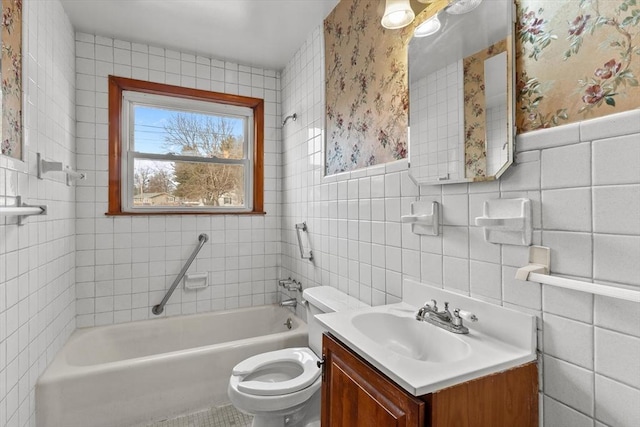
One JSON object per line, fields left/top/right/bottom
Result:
{"left": 228, "top": 286, "right": 369, "bottom": 427}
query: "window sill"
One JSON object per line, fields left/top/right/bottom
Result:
{"left": 105, "top": 210, "right": 267, "bottom": 216}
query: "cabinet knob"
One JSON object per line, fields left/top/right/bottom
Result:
{"left": 317, "top": 356, "right": 326, "bottom": 369}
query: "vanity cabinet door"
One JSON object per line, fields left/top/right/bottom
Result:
{"left": 321, "top": 333, "right": 425, "bottom": 427}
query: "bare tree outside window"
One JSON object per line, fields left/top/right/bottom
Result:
{"left": 163, "top": 114, "right": 244, "bottom": 206}
{"left": 132, "top": 112, "right": 245, "bottom": 207}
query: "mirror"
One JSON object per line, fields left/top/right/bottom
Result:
{"left": 0, "top": 0, "right": 23, "bottom": 160}
{"left": 408, "top": 0, "right": 514, "bottom": 185}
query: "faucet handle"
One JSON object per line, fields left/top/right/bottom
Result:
{"left": 453, "top": 309, "right": 478, "bottom": 327}
{"left": 457, "top": 309, "right": 478, "bottom": 322}
{"left": 424, "top": 299, "right": 438, "bottom": 310}
{"left": 279, "top": 277, "right": 293, "bottom": 286}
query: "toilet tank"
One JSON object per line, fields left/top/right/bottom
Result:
{"left": 302, "top": 286, "right": 369, "bottom": 356}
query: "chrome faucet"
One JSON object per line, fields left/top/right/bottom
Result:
{"left": 279, "top": 278, "right": 302, "bottom": 292}
{"left": 280, "top": 297, "right": 297, "bottom": 308}
{"left": 416, "top": 299, "right": 477, "bottom": 334}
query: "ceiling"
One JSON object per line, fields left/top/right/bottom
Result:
{"left": 60, "top": 0, "right": 339, "bottom": 70}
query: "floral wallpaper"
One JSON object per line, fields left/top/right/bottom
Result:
{"left": 324, "top": 0, "right": 415, "bottom": 175}
{"left": 323, "top": 0, "right": 639, "bottom": 175}
{"left": 516, "top": 0, "right": 640, "bottom": 132}
{"left": 1, "top": 0, "right": 22, "bottom": 159}
{"left": 464, "top": 39, "right": 509, "bottom": 179}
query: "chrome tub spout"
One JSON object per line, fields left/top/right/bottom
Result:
{"left": 280, "top": 298, "right": 297, "bottom": 308}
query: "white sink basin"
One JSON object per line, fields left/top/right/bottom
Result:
{"left": 351, "top": 312, "right": 470, "bottom": 363}
{"left": 315, "top": 279, "right": 537, "bottom": 396}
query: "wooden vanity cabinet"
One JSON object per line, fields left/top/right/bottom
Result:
{"left": 320, "top": 333, "right": 538, "bottom": 427}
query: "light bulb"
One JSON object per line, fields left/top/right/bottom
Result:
{"left": 414, "top": 14, "right": 441, "bottom": 37}
{"left": 381, "top": 0, "right": 415, "bottom": 29}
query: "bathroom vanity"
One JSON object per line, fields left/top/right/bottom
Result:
{"left": 321, "top": 333, "right": 537, "bottom": 427}
{"left": 315, "top": 279, "right": 539, "bottom": 427}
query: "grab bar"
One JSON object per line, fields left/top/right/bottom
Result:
{"left": 295, "top": 222, "right": 313, "bottom": 262}
{"left": 152, "top": 233, "right": 209, "bottom": 315}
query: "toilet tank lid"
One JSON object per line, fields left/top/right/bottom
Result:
{"left": 302, "top": 286, "right": 370, "bottom": 313}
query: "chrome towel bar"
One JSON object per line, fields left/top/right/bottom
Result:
{"left": 152, "top": 233, "right": 209, "bottom": 315}
{"left": 0, "top": 196, "right": 47, "bottom": 225}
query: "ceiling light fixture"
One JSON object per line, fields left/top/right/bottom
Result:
{"left": 446, "top": 0, "right": 483, "bottom": 15}
{"left": 381, "top": 0, "right": 415, "bottom": 29}
{"left": 414, "top": 13, "right": 441, "bottom": 37}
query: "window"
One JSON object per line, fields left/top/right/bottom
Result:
{"left": 108, "top": 76, "right": 264, "bottom": 215}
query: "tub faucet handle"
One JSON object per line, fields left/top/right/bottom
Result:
{"left": 283, "top": 317, "right": 293, "bottom": 329}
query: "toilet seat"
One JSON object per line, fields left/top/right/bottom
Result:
{"left": 231, "top": 347, "right": 320, "bottom": 396}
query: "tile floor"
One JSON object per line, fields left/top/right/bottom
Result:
{"left": 147, "top": 404, "right": 252, "bottom": 427}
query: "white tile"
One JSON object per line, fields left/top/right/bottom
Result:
{"left": 420, "top": 252, "right": 442, "bottom": 285}
{"left": 593, "top": 234, "right": 640, "bottom": 286}
{"left": 542, "top": 188, "right": 591, "bottom": 232}
{"left": 370, "top": 175, "right": 384, "bottom": 197}
{"left": 581, "top": 109, "right": 640, "bottom": 141}
{"left": 503, "top": 266, "right": 541, "bottom": 310}
{"left": 500, "top": 150, "right": 540, "bottom": 191}
{"left": 384, "top": 172, "right": 401, "bottom": 197}
{"left": 443, "top": 256, "right": 469, "bottom": 293}
{"left": 541, "top": 142, "right": 591, "bottom": 189}
{"left": 595, "top": 374, "right": 640, "bottom": 427}
{"left": 517, "top": 122, "right": 581, "bottom": 151}
{"left": 542, "top": 286, "right": 593, "bottom": 324}
{"left": 543, "top": 355, "right": 594, "bottom": 416}
{"left": 543, "top": 313, "right": 593, "bottom": 369}
{"left": 468, "top": 227, "right": 501, "bottom": 264}
{"left": 595, "top": 328, "right": 640, "bottom": 389}
{"left": 442, "top": 226, "right": 468, "bottom": 258}
{"left": 469, "top": 260, "right": 501, "bottom": 300}
{"left": 592, "top": 185, "right": 640, "bottom": 235}
{"left": 385, "top": 246, "right": 402, "bottom": 273}
{"left": 385, "top": 270, "right": 402, "bottom": 297}
{"left": 400, "top": 171, "right": 419, "bottom": 197}
{"left": 542, "top": 231, "right": 593, "bottom": 278}
{"left": 592, "top": 133, "right": 640, "bottom": 185}
{"left": 442, "top": 194, "right": 468, "bottom": 226}
{"left": 594, "top": 295, "right": 640, "bottom": 338}
{"left": 385, "top": 222, "right": 401, "bottom": 247}
{"left": 402, "top": 249, "right": 420, "bottom": 279}
{"left": 543, "top": 396, "right": 594, "bottom": 427}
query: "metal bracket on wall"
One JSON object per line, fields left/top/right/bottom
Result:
{"left": 295, "top": 222, "right": 314, "bottom": 262}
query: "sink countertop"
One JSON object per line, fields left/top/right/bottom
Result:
{"left": 315, "top": 279, "right": 537, "bottom": 396}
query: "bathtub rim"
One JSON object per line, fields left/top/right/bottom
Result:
{"left": 37, "top": 304, "right": 307, "bottom": 384}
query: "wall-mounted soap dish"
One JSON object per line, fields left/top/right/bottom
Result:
{"left": 475, "top": 198, "right": 531, "bottom": 245}
{"left": 401, "top": 201, "right": 439, "bottom": 236}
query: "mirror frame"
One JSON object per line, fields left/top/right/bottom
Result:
{"left": 408, "top": 0, "right": 515, "bottom": 185}
{"left": 1, "top": 0, "right": 23, "bottom": 161}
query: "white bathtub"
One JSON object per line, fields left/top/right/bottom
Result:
{"left": 36, "top": 305, "right": 307, "bottom": 427}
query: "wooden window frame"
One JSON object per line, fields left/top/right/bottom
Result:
{"left": 108, "top": 75, "right": 264, "bottom": 215}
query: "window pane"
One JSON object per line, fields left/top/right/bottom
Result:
{"left": 133, "top": 105, "right": 245, "bottom": 159}
{"left": 133, "top": 159, "right": 245, "bottom": 208}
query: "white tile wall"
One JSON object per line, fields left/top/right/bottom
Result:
{"left": 281, "top": 25, "right": 640, "bottom": 427}
{"left": 486, "top": 102, "right": 508, "bottom": 176}
{"left": 410, "top": 61, "right": 463, "bottom": 181}
{"left": 0, "top": 1, "right": 76, "bottom": 426}
{"left": 73, "top": 33, "right": 282, "bottom": 327}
